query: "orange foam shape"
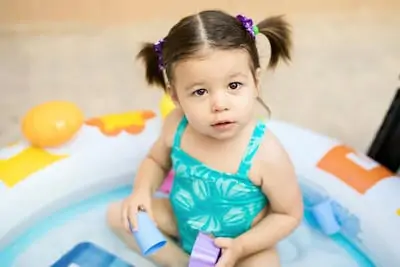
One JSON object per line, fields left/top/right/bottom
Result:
{"left": 317, "top": 145, "right": 393, "bottom": 194}
{"left": 85, "top": 110, "right": 156, "bottom": 136}
{"left": 22, "top": 101, "right": 84, "bottom": 148}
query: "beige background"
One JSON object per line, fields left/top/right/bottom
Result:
{"left": 0, "top": 0, "right": 399, "bottom": 151}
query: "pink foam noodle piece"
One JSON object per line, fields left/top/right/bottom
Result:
{"left": 159, "top": 170, "right": 174, "bottom": 194}
{"left": 189, "top": 232, "right": 221, "bottom": 267}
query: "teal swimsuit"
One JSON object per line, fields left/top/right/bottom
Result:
{"left": 169, "top": 116, "right": 269, "bottom": 253}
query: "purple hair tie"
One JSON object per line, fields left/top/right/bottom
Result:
{"left": 236, "top": 14, "right": 259, "bottom": 38}
{"left": 153, "top": 38, "right": 165, "bottom": 70}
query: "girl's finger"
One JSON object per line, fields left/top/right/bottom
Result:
{"left": 121, "top": 203, "right": 130, "bottom": 232}
{"left": 128, "top": 205, "right": 139, "bottom": 232}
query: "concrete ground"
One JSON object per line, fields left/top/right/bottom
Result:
{"left": 0, "top": 0, "right": 399, "bottom": 151}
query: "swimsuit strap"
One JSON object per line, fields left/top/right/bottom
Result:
{"left": 172, "top": 116, "right": 189, "bottom": 148}
{"left": 237, "top": 121, "right": 267, "bottom": 176}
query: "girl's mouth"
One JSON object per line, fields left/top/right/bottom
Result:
{"left": 211, "top": 121, "right": 236, "bottom": 130}
{"left": 212, "top": 121, "right": 233, "bottom": 126}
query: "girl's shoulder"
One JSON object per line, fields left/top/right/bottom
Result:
{"left": 160, "top": 108, "right": 185, "bottom": 148}
{"left": 250, "top": 127, "right": 295, "bottom": 182}
{"left": 252, "top": 126, "right": 303, "bottom": 220}
{"left": 258, "top": 129, "right": 293, "bottom": 169}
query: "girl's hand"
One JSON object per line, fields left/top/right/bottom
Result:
{"left": 214, "top": 237, "right": 243, "bottom": 267}
{"left": 121, "top": 190, "right": 155, "bottom": 233}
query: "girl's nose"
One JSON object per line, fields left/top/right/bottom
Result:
{"left": 211, "top": 92, "right": 229, "bottom": 112}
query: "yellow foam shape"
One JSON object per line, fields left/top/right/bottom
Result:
{"left": 0, "top": 147, "right": 67, "bottom": 187}
{"left": 85, "top": 110, "right": 156, "bottom": 136}
{"left": 102, "top": 112, "right": 145, "bottom": 130}
{"left": 160, "top": 94, "right": 175, "bottom": 119}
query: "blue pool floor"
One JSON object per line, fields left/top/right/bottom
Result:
{"left": 0, "top": 186, "right": 375, "bottom": 267}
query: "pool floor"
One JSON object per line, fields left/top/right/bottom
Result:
{"left": 0, "top": 186, "right": 374, "bottom": 267}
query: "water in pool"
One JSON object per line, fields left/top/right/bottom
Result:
{"left": 0, "top": 186, "right": 374, "bottom": 267}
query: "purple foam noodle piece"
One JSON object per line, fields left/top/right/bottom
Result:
{"left": 189, "top": 232, "right": 221, "bottom": 267}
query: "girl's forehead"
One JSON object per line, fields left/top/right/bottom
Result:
{"left": 173, "top": 48, "right": 252, "bottom": 79}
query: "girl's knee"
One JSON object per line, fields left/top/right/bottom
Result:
{"left": 152, "top": 198, "right": 178, "bottom": 237}
{"left": 106, "top": 201, "right": 123, "bottom": 230}
{"left": 106, "top": 198, "right": 177, "bottom": 237}
{"left": 264, "top": 248, "right": 280, "bottom": 267}
{"left": 237, "top": 247, "right": 280, "bottom": 267}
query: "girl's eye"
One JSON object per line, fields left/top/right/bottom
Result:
{"left": 228, "top": 82, "right": 242, "bottom": 90}
{"left": 193, "top": 89, "right": 207, "bottom": 96}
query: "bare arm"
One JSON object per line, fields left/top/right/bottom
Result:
{"left": 133, "top": 109, "right": 182, "bottom": 195}
{"left": 236, "top": 132, "right": 303, "bottom": 257}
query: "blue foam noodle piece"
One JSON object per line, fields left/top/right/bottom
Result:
{"left": 51, "top": 242, "right": 134, "bottom": 267}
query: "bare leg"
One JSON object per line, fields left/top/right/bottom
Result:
{"left": 107, "top": 197, "right": 189, "bottom": 267}
{"left": 236, "top": 248, "right": 280, "bottom": 267}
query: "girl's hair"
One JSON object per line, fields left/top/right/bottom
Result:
{"left": 137, "top": 10, "right": 291, "bottom": 91}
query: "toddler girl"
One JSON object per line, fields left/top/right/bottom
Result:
{"left": 107, "top": 10, "right": 303, "bottom": 267}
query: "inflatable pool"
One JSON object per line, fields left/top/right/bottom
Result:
{"left": 0, "top": 96, "right": 399, "bottom": 267}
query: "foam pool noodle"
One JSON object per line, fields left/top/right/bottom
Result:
{"left": 300, "top": 178, "right": 341, "bottom": 236}
{"left": 159, "top": 171, "right": 174, "bottom": 194}
{"left": 189, "top": 232, "right": 221, "bottom": 267}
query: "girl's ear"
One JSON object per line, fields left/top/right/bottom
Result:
{"left": 255, "top": 67, "right": 262, "bottom": 96}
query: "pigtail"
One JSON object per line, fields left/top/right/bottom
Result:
{"left": 257, "top": 15, "right": 292, "bottom": 69}
{"left": 136, "top": 42, "right": 167, "bottom": 89}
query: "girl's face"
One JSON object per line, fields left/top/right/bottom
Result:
{"left": 171, "top": 48, "right": 261, "bottom": 140}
